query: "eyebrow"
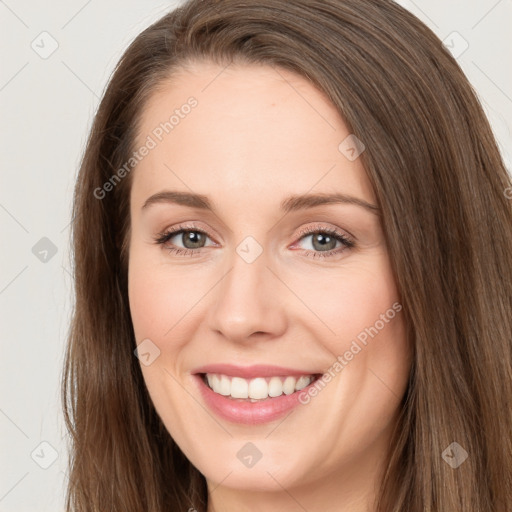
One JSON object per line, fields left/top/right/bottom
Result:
{"left": 141, "top": 190, "right": 381, "bottom": 215}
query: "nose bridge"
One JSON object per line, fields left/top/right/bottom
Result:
{"left": 208, "top": 240, "right": 286, "bottom": 340}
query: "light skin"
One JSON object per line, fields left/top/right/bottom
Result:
{"left": 127, "top": 60, "right": 411, "bottom": 512}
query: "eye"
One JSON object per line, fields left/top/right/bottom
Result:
{"left": 291, "top": 224, "right": 355, "bottom": 259}
{"left": 153, "top": 223, "right": 216, "bottom": 257}
{"left": 153, "top": 223, "right": 355, "bottom": 259}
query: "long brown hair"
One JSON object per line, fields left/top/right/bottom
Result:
{"left": 61, "top": 0, "right": 512, "bottom": 510}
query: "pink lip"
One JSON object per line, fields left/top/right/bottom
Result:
{"left": 191, "top": 363, "right": 318, "bottom": 379}
{"left": 191, "top": 366, "right": 321, "bottom": 425}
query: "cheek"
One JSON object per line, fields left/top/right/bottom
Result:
{"left": 127, "top": 249, "right": 199, "bottom": 428}
{"left": 127, "top": 246, "right": 205, "bottom": 343}
{"left": 289, "top": 254, "right": 401, "bottom": 344}
{"left": 128, "top": 243, "right": 403, "bottom": 355}
{"left": 128, "top": 270, "right": 164, "bottom": 344}
{"left": 290, "top": 253, "right": 409, "bottom": 400}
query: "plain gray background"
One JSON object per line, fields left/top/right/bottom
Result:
{"left": 1, "top": 0, "right": 511, "bottom": 510}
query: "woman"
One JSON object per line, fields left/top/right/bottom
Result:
{"left": 61, "top": 0, "right": 512, "bottom": 510}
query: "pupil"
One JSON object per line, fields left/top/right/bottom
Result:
{"left": 313, "top": 233, "right": 336, "bottom": 251}
{"left": 183, "top": 231, "right": 204, "bottom": 249}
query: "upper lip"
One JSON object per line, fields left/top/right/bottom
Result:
{"left": 192, "top": 363, "right": 321, "bottom": 379}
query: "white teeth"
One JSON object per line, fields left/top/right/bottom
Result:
{"left": 248, "top": 377, "right": 268, "bottom": 399}
{"left": 268, "top": 376, "right": 283, "bottom": 397}
{"left": 231, "top": 377, "right": 249, "bottom": 398}
{"left": 283, "top": 376, "right": 296, "bottom": 395}
{"left": 204, "top": 373, "right": 315, "bottom": 400}
{"left": 218, "top": 375, "right": 231, "bottom": 396}
{"left": 295, "top": 375, "right": 311, "bottom": 391}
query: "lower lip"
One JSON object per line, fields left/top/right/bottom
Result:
{"left": 194, "top": 374, "right": 317, "bottom": 425}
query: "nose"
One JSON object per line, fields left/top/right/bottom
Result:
{"left": 206, "top": 246, "right": 288, "bottom": 343}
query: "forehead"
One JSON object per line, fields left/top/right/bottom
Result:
{"left": 131, "top": 60, "right": 376, "bottom": 210}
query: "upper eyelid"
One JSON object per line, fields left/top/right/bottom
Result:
{"left": 154, "top": 223, "right": 355, "bottom": 263}
{"left": 158, "top": 223, "right": 352, "bottom": 245}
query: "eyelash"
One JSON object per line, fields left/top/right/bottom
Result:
{"left": 153, "top": 223, "right": 355, "bottom": 259}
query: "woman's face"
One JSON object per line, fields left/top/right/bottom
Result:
{"left": 128, "top": 60, "right": 410, "bottom": 504}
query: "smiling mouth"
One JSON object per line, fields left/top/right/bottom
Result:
{"left": 200, "top": 373, "right": 322, "bottom": 402}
